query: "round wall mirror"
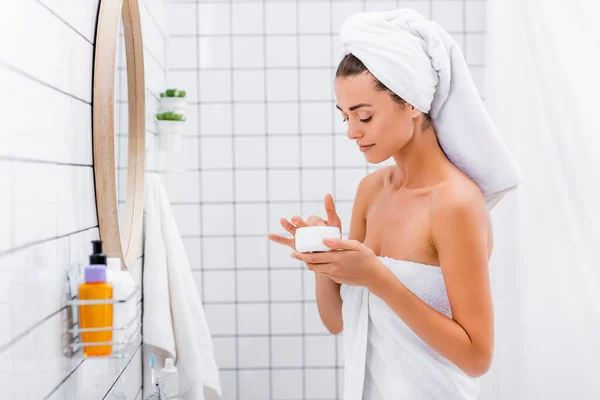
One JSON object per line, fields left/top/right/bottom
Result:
{"left": 93, "top": 0, "right": 146, "bottom": 269}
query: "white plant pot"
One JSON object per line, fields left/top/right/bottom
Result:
{"left": 159, "top": 97, "right": 187, "bottom": 114}
{"left": 156, "top": 120, "right": 185, "bottom": 152}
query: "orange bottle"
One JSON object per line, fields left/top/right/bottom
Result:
{"left": 78, "top": 240, "right": 113, "bottom": 356}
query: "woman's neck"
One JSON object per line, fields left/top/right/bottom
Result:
{"left": 391, "top": 124, "right": 453, "bottom": 190}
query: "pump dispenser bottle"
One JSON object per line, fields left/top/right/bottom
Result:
{"left": 79, "top": 240, "right": 113, "bottom": 356}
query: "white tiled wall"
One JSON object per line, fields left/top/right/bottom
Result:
{"left": 0, "top": 0, "right": 167, "bottom": 398}
{"left": 164, "top": 0, "right": 486, "bottom": 399}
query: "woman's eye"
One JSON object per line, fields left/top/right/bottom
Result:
{"left": 360, "top": 116, "right": 373, "bottom": 123}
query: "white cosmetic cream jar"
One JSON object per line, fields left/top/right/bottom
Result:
{"left": 295, "top": 226, "right": 341, "bottom": 253}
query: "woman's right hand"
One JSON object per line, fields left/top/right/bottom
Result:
{"left": 268, "top": 193, "right": 342, "bottom": 251}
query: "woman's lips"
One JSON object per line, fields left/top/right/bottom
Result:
{"left": 358, "top": 144, "right": 374, "bottom": 152}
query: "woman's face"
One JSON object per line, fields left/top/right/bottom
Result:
{"left": 334, "top": 72, "right": 421, "bottom": 164}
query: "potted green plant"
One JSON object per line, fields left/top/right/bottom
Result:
{"left": 159, "top": 88, "right": 187, "bottom": 115}
{"left": 156, "top": 111, "right": 186, "bottom": 151}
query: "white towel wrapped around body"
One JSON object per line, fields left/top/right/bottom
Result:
{"left": 339, "top": 9, "right": 523, "bottom": 209}
{"left": 341, "top": 257, "right": 480, "bottom": 400}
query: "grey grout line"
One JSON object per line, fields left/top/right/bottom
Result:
{"left": 100, "top": 343, "right": 143, "bottom": 400}
{"left": 0, "top": 226, "right": 98, "bottom": 259}
{"left": 261, "top": 0, "right": 274, "bottom": 397}
{"left": 0, "top": 61, "right": 92, "bottom": 105}
{"left": 35, "top": 0, "right": 94, "bottom": 45}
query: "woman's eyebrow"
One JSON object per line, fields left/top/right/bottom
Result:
{"left": 336, "top": 103, "right": 372, "bottom": 112}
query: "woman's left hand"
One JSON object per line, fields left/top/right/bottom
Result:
{"left": 291, "top": 238, "right": 388, "bottom": 289}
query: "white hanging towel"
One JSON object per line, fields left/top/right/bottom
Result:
{"left": 143, "top": 173, "right": 221, "bottom": 400}
{"left": 339, "top": 8, "right": 523, "bottom": 209}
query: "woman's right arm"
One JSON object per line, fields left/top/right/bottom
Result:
{"left": 315, "top": 175, "right": 373, "bottom": 335}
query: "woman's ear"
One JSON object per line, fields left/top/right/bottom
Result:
{"left": 409, "top": 105, "right": 421, "bottom": 119}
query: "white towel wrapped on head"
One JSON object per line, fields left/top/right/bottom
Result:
{"left": 339, "top": 8, "right": 523, "bottom": 209}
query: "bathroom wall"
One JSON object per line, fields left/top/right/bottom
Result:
{"left": 163, "top": 0, "right": 487, "bottom": 398}
{"left": 0, "top": 0, "right": 167, "bottom": 398}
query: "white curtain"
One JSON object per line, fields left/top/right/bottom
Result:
{"left": 481, "top": 0, "right": 600, "bottom": 399}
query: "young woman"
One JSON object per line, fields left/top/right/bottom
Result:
{"left": 269, "top": 9, "right": 521, "bottom": 400}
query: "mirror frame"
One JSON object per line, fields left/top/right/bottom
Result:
{"left": 93, "top": 0, "right": 146, "bottom": 269}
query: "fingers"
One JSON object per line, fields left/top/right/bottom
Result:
{"left": 290, "top": 216, "right": 309, "bottom": 228}
{"left": 280, "top": 218, "right": 298, "bottom": 235}
{"left": 322, "top": 238, "right": 360, "bottom": 251}
{"left": 324, "top": 193, "right": 342, "bottom": 230}
{"left": 268, "top": 234, "right": 294, "bottom": 249}
{"left": 306, "top": 215, "right": 327, "bottom": 226}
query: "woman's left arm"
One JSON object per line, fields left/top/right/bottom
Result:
{"left": 371, "top": 187, "right": 494, "bottom": 378}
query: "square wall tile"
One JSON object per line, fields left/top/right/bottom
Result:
{"left": 164, "top": 171, "right": 200, "bottom": 202}
{"left": 168, "top": 71, "right": 198, "bottom": 102}
{"left": 432, "top": 1, "right": 464, "bottom": 32}
{"left": 167, "top": 3, "right": 196, "bottom": 35}
{"left": 268, "top": 136, "right": 300, "bottom": 168}
{"left": 271, "top": 336, "right": 303, "bottom": 368}
{"left": 305, "top": 336, "right": 336, "bottom": 366}
{"left": 198, "top": 3, "right": 230, "bottom": 35}
{"left": 267, "top": 103, "right": 300, "bottom": 135}
{"left": 219, "top": 371, "right": 237, "bottom": 400}
{"left": 400, "top": 1, "right": 431, "bottom": 18}
{"left": 213, "top": 337, "right": 236, "bottom": 369}
{"left": 365, "top": 1, "right": 397, "bottom": 12}
{"left": 182, "top": 237, "right": 202, "bottom": 270}
{"left": 266, "top": 70, "right": 298, "bottom": 102}
{"left": 235, "top": 136, "right": 267, "bottom": 168}
{"left": 203, "top": 270, "right": 236, "bottom": 302}
{"left": 306, "top": 369, "right": 337, "bottom": 399}
{"left": 239, "top": 370, "right": 269, "bottom": 400}
{"left": 466, "top": 1, "right": 486, "bottom": 32}
{"left": 271, "top": 303, "right": 302, "bottom": 334}
{"left": 266, "top": 36, "right": 298, "bottom": 67}
{"left": 202, "top": 204, "right": 235, "bottom": 235}
{"left": 199, "top": 36, "right": 231, "bottom": 69}
{"left": 201, "top": 137, "right": 233, "bottom": 169}
{"left": 168, "top": 37, "right": 197, "bottom": 69}
{"left": 172, "top": 204, "right": 201, "bottom": 236}
{"left": 233, "top": 70, "right": 265, "bottom": 102}
{"left": 232, "top": 2, "right": 264, "bottom": 34}
{"left": 272, "top": 369, "right": 303, "bottom": 399}
{"left": 236, "top": 204, "right": 268, "bottom": 235}
{"left": 334, "top": 134, "right": 366, "bottom": 167}
{"left": 299, "top": 2, "right": 330, "bottom": 33}
{"left": 301, "top": 102, "right": 333, "bottom": 134}
{"left": 204, "top": 304, "right": 236, "bottom": 335}
{"left": 300, "top": 36, "right": 332, "bottom": 67}
{"left": 235, "top": 170, "right": 267, "bottom": 201}
{"left": 466, "top": 33, "right": 486, "bottom": 65}
{"left": 266, "top": 3, "right": 297, "bottom": 34}
{"left": 237, "top": 270, "right": 269, "bottom": 302}
{"left": 300, "top": 69, "right": 334, "bottom": 101}
{"left": 301, "top": 136, "right": 333, "bottom": 168}
{"left": 202, "top": 170, "right": 234, "bottom": 202}
{"left": 332, "top": 2, "right": 364, "bottom": 34}
{"left": 303, "top": 269, "right": 316, "bottom": 301}
{"left": 335, "top": 168, "right": 365, "bottom": 201}
{"left": 269, "top": 170, "right": 300, "bottom": 202}
{"left": 302, "top": 169, "right": 334, "bottom": 201}
{"left": 236, "top": 236, "right": 268, "bottom": 269}
{"left": 270, "top": 270, "right": 302, "bottom": 302}
{"left": 202, "top": 237, "right": 235, "bottom": 269}
{"left": 234, "top": 103, "right": 266, "bottom": 135}
{"left": 238, "top": 303, "right": 269, "bottom": 334}
{"left": 304, "top": 302, "right": 328, "bottom": 334}
{"left": 238, "top": 337, "right": 269, "bottom": 368}
{"left": 199, "top": 70, "right": 232, "bottom": 102}
{"left": 232, "top": 36, "right": 264, "bottom": 68}
{"left": 165, "top": 136, "right": 199, "bottom": 169}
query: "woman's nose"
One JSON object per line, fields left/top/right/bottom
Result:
{"left": 346, "top": 122, "right": 363, "bottom": 140}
